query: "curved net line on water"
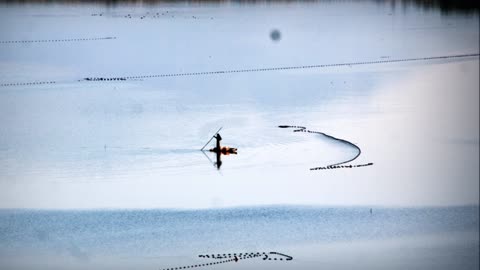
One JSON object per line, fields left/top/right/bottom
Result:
{"left": 278, "top": 125, "right": 373, "bottom": 171}
{"left": 161, "top": 251, "right": 292, "bottom": 270}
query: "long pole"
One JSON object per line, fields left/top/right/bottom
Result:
{"left": 200, "top": 127, "right": 223, "bottom": 151}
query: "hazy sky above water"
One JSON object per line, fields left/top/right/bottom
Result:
{"left": 0, "top": 1, "right": 478, "bottom": 209}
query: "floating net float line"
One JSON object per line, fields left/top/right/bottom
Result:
{"left": 0, "top": 77, "right": 126, "bottom": 87}
{"left": 0, "top": 81, "right": 58, "bottom": 87}
{"left": 1, "top": 53, "right": 478, "bottom": 87}
{"left": 0, "top": 77, "right": 131, "bottom": 87}
{"left": 278, "top": 125, "right": 373, "bottom": 171}
{"left": 79, "top": 53, "right": 479, "bottom": 82}
{"left": 161, "top": 252, "right": 292, "bottom": 270}
{"left": 0, "top": 37, "right": 117, "bottom": 44}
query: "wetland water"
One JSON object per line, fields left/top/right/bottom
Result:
{"left": 0, "top": 1, "right": 479, "bottom": 269}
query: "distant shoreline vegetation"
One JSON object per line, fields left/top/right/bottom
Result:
{"left": 0, "top": 0, "right": 478, "bottom": 14}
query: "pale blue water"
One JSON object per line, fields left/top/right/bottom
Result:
{"left": 0, "top": 206, "right": 478, "bottom": 269}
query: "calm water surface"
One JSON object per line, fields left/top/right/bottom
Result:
{"left": 0, "top": 1, "right": 478, "bottom": 269}
{"left": 0, "top": 206, "right": 478, "bottom": 269}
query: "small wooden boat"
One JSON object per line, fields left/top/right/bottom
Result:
{"left": 209, "top": 147, "right": 237, "bottom": 155}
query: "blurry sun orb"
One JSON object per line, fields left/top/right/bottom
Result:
{"left": 270, "top": 29, "right": 281, "bottom": 42}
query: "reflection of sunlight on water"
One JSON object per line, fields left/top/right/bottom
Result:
{"left": 356, "top": 60, "right": 479, "bottom": 206}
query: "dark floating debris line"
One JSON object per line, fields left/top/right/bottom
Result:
{"left": 92, "top": 11, "right": 214, "bottom": 20}
{"left": 160, "top": 252, "right": 292, "bottom": 270}
{"left": 3, "top": 53, "right": 478, "bottom": 87}
{"left": 278, "top": 125, "right": 373, "bottom": 171}
{"left": 81, "top": 53, "right": 479, "bottom": 82}
{"left": 0, "top": 37, "right": 116, "bottom": 44}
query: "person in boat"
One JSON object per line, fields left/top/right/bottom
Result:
{"left": 209, "top": 133, "right": 237, "bottom": 154}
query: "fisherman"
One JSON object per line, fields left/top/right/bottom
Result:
{"left": 214, "top": 133, "right": 222, "bottom": 152}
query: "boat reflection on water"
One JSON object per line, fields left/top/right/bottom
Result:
{"left": 201, "top": 148, "right": 237, "bottom": 170}
{"left": 214, "top": 147, "right": 237, "bottom": 170}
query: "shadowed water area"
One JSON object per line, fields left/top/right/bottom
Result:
{"left": 0, "top": 206, "right": 478, "bottom": 269}
{"left": 0, "top": 0, "right": 479, "bottom": 269}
